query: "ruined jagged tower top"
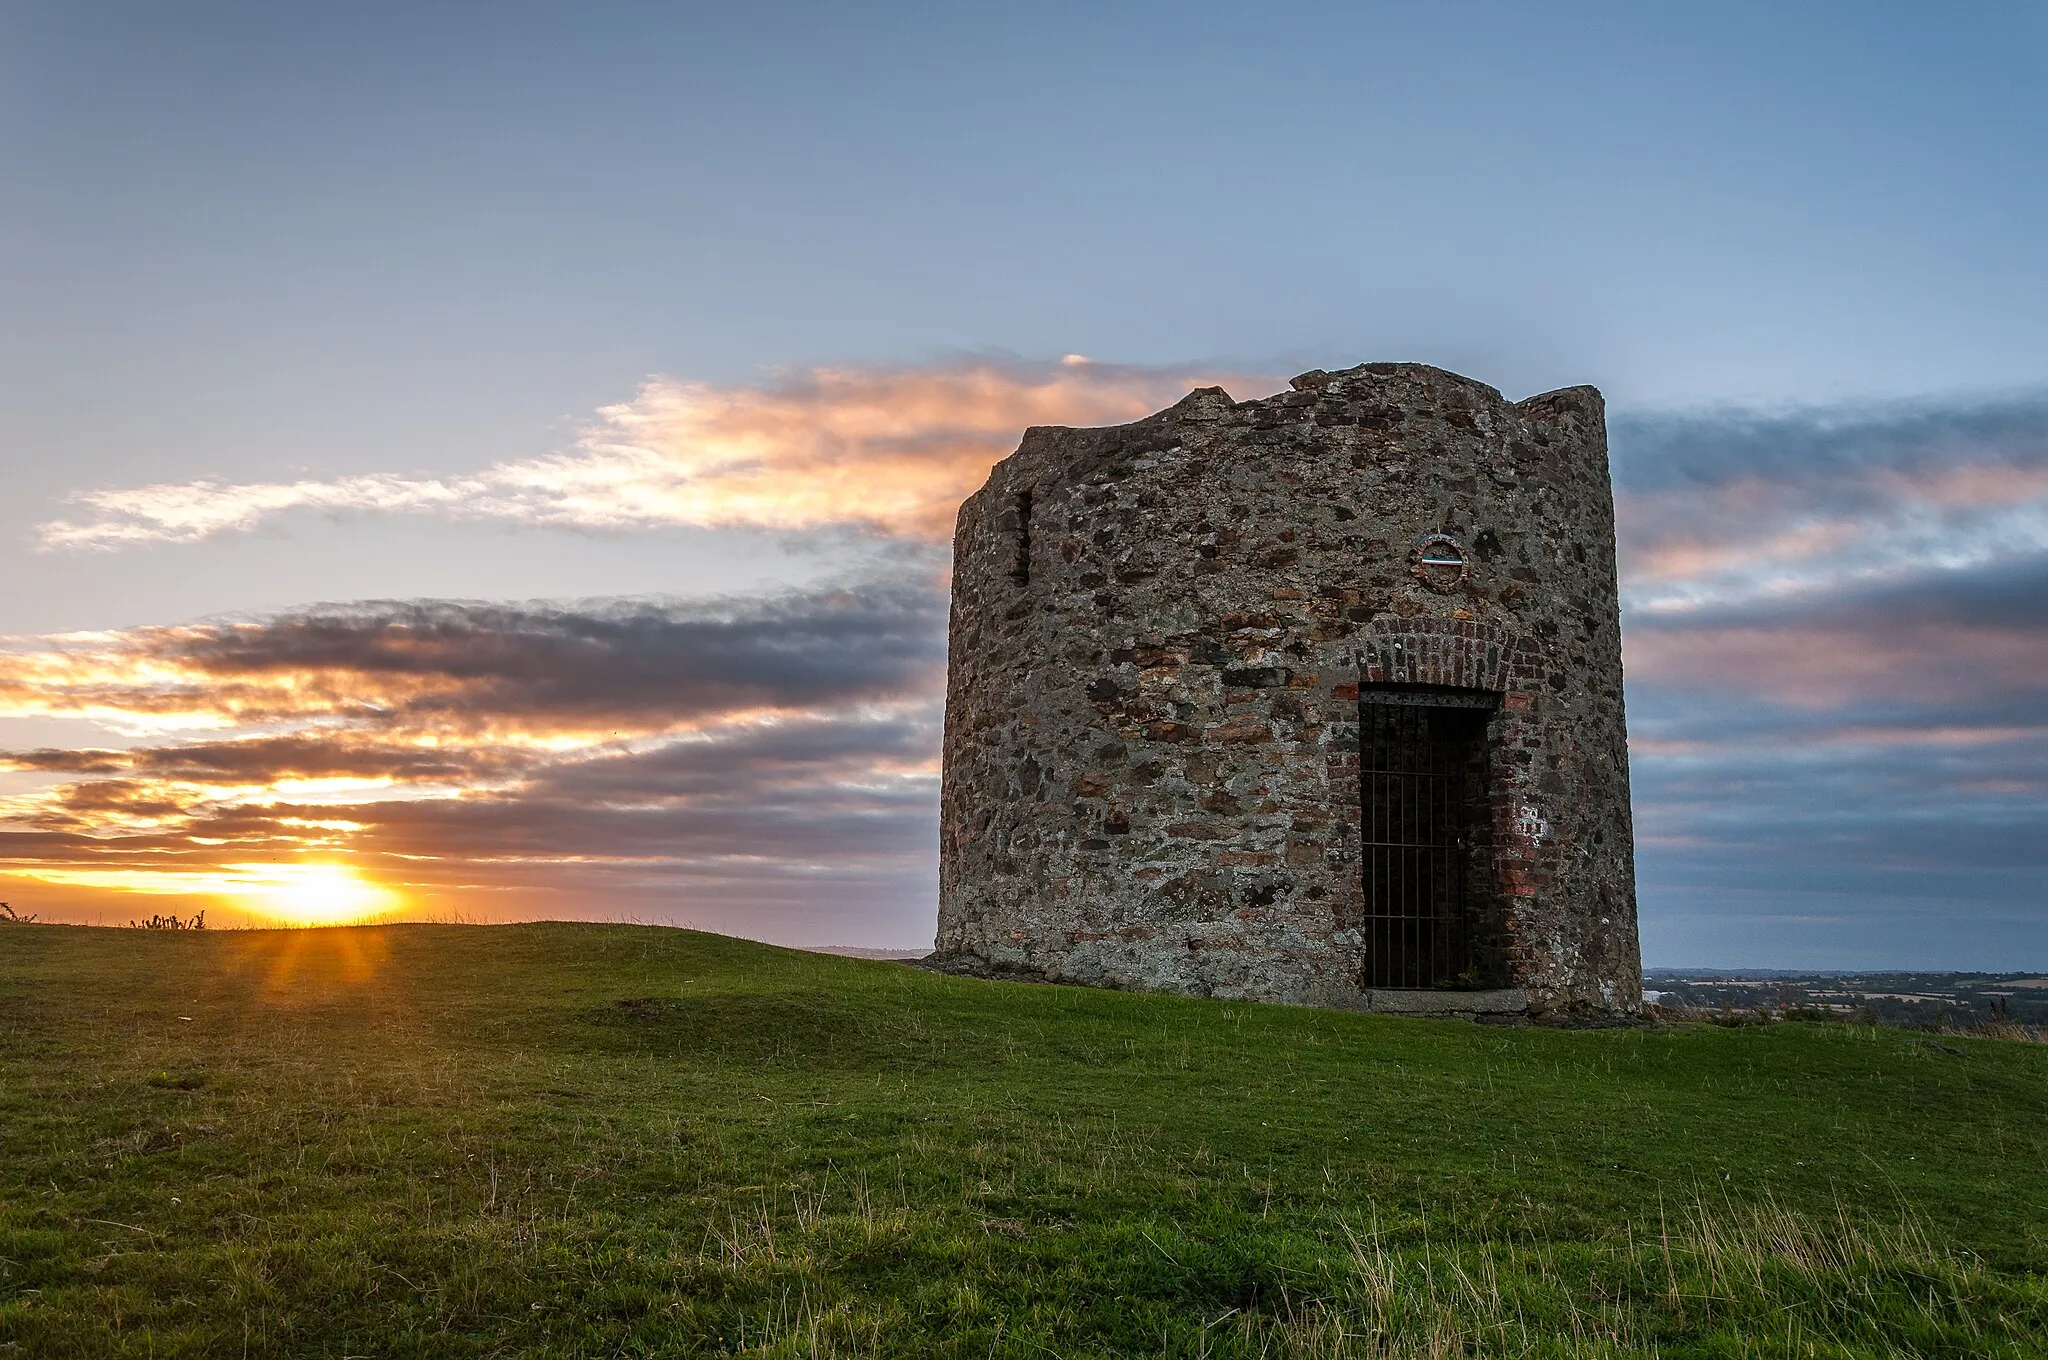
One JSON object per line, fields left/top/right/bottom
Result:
{"left": 935, "top": 362, "right": 1640, "bottom": 1019}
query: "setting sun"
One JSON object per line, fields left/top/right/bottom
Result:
{"left": 230, "top": 863, "right": 402, "bottom": 926}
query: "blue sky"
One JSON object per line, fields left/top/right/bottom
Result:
{"left": 1, "top": 1, "right": 2043, "bottom": 965}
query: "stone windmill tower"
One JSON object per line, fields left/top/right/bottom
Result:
{"left": 933, "top": 363, "right": 1640, "bottom": 1019}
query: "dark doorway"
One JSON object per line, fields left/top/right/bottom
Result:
{"left": 1357, "top": 690, "right": 1499, "bottom": 989}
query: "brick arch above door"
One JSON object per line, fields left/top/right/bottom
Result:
{"left": 1358, "top": 618, "right": 1549, "bottom": 694}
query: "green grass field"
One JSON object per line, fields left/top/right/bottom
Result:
{"left": 1, "top": 922, "right": 2044, "bottom": 1358}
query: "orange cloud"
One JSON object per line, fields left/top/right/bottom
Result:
{"left": 1627, "top": 514, "right": 1865, "bottom": 588}
{"left": 39, "top": 358, "right": 1270, "bottom": 550}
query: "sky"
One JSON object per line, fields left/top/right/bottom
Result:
{"left": 1, "top": 1, "right": 2043, "bottom": 966}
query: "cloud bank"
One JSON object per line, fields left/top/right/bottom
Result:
{"left": 38, "top": 358, "right": 1259, "bottom": 550}
{"left": 0, "top": 584, "right": 949, "bottom": 939}
{"left": 1613, "top": 396, "right": 2048, "bottom": 612}
{"left": 1611, "top": 398, "right": 2048, "bottom": 964}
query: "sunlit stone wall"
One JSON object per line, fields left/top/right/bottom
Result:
{"left": 935, "top": 363, "right": 1640, "bottom": 1019}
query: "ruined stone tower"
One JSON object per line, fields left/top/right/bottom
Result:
{"left": 935, "top": 362, "right": 1640, "bottom": 1019}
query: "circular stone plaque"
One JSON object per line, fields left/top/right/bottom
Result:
{"left": 1411, "top": 533, "right": 1470, "bottom": 592}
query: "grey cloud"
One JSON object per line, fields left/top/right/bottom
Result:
{"left": 1629, "top": 691, "right": 2048, "bottom": 968}
{"left": 163, "top": 582, "right": 948, "bottom": 724}
{"left": 1611, "top": 394, "right": 2048, "bottom": 493}
{"left": 2, "top": 738, "right": 536, "bottom": 783}
{"left": 1625, "top": 555, "right": 2048, "bottom": 717}
{"left": 0, "top": 579, "right": 950, "bottom": 732}
{"left": 1635, "top": 552, "right": 2048, "bottom": 634}
{"left": 1608, "top": 391, "right": 2048, "bottom": 613}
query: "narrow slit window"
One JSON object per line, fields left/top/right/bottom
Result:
{"left": 1008, "top": 490, "right": 1033, "bottom": 585}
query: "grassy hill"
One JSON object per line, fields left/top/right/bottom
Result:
{"left": 2, "top": 922, "right": 2044, "bottom": 1358}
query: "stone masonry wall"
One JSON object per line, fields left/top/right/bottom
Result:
{"left": 936, "top": 363, "right": 1640, "bottom": 1018}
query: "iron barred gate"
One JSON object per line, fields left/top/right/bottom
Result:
{"left": 1358, "top": 693, "right": 1497, "bottom": 989}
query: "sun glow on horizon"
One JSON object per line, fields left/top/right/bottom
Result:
{"left": 8, "top": 860, "right": 406, "bottom": 926}
{"left": 230, "top": 862, "right": 403, "bottom": 925}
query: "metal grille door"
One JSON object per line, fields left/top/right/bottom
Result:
{"left": 1359, "top": 700, "right": 1489, "bottom": 988}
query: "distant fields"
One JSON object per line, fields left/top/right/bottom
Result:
{"left": 1644, "top": 967, "right": 2048, "bottom": 1028}
{"left": 2, "top": 923, "right": 2044, "bottom": 1358}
